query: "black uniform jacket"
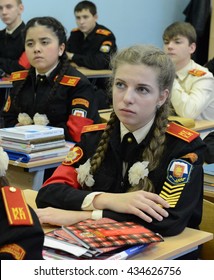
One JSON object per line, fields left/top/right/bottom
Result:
{"left": 67, "top": 23, "right": 117, "bottom": 69}
{"left": 36, "top": 120, "right": 206, "bottom": 236}
{"left": 0, "top": 22, "right": 26, "bottom": 74}
{"left": 203, "top": 131, "right": 214, "bottom": 163}
{"left": 3, "top": 63, "right": 100, "bottom": 142}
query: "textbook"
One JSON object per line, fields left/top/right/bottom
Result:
{"left": 0, "top": 134, "right": 65, "bottom": 144}
{"left": 0, "top": 125, "right": 64, "bottom": 140}
{"left": 203, "top": 164, "right": 214, "bottom": 188}
{"left": 42, "top": 243, "right": 150, "bottom": 260}
{"left": 4, "top": 145, "right": 70, "bottom": 163}
{"left": 44, "top": 231, "right": 91, "bottom": 258}
{"left": 0, "top": 138, "right": 66, "bottom": 153}
{"left": 62, "top": 218, "right": 163, "bottom": 250}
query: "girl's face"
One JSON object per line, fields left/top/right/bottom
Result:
{"left": 25, "top": 25, "right": 65, "bottom": 74}
{"left": 113, "top": 63, "right": 169, "bottom": 132}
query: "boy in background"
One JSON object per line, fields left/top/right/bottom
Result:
{"left": 163, "top": 21, "right": 214, "bottom": 120}
{"left": 0, "top": 0, "right": 29, "bottom": 109}
{"left": 66, "top": 1, "right": 117, "bottom": 109}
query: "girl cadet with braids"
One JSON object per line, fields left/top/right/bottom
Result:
{"left": 36, "top": 45, "right": 206, "bottom": 241}
{"left": 2, "top": 16, "right": 100, "bottom": 142}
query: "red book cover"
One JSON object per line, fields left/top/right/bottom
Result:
{"left": 62, "top": 219, "right": 163, "bottom": 250}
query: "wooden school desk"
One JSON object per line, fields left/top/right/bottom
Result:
{"left": 23, "top": 189, "right": 213, "bottom": 260}
{"left": 7, "top": 156, "right": 65, "bottom": 191}
{"left": 76, "top": 67, "right": 112, "bottom": 79}
{"left": 0, "top": 80, "right": 12, "bottom": 88}
{"left": 193, "top": 120, "right": 214, "bottom": 138}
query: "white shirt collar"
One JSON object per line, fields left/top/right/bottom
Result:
{"left": 6, "top": 21, "right": 22, "bottom": 34}
{"left": 120, "top": 117, "right": 155, "bottom": 144}
{"left": 36, "top": 62, "right": 59, "bottom": 77}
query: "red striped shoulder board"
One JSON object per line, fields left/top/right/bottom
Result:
{"left": 96, "top": 29, "right": 111, "bottom": 36}
{"left": 166, "top": 122, "right": 199, "bottom": 143}
{"left": 11, "top": 70, "right": 29, "bottom": 82}
{"left": 82, "top": 123, "right": 107, "bottom": 133}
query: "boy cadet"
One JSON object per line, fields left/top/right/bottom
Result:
{"left": 0, "top": 0, "right": 29, "bottom": 109}
{"left": 66, "top": 0, "right": 117, "bottom": 70}
{"left": 163, "top": 21, "right": 214, "bottom": 120}
{"left": 0, "top": 0, "right": 29, "bottom": 75}
{"left": 66, "top": 1, "right": 117, "bottom": 109}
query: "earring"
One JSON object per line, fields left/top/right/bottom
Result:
{"left": 156, "top": 104, "right": 161, "bottom": 110}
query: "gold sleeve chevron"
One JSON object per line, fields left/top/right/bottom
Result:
{"left": 159, "top": 181, "right": 185, "bottom": 207}
{"left": 159, "top": 158, "right": 192, "bottom": 208}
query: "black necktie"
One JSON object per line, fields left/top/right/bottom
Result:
{"left": 121, "top": 133, "right": 137, "bottom": 162}
{"left": 36, "top": 75, "right": 46, "bottom": 91}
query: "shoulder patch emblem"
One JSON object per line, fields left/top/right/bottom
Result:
{"left": 188, "top": 69, "right": 206, "bottom": 77}
{"left": 96, "top": 29, "right": 111, "bottom": 36}
{"left": 181, "top": 153, "right": 198, "bottom": 163}
{"left": 1, "top": 186, "right": 33, "bottom": 225}
{"left": 72, "top": 108, "right": 87, "bottom": 117}
{"left": 59, "top": 75, "right": 80, "bottom": 86}
{"left": 0, "top": 243, "right": 26, "bottom": 260}
{"left": 81, "top": 123, "right": 107, "bottom": 133}
{"left": 62, "top": 146, "right": 83, "bottom": 166}
{"left": 102, "top": 40, "right": 113, "bottom": 46}
{"left": 167, "top": 159, "right": 192, "bottom": 185}
{"left": 100, "top": 45, "right": 111, "bottom": 53}
{"left": 167, "top": 122, "right": 199, "bottom": 142}
{"left": 11, "top": 70, "right": 29, "bottom": 81}
{"left": 72, "top": 98, "right": 89, "bottom": 108}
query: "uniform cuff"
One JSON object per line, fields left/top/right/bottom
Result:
{"left": 81, "top": 192, "right": 104, "bottom": 210}
{"left": 91, "top": 210, "right": 103, "bottom": 220}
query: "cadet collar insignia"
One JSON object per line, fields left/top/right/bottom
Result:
{"left": 10, "top": 70, "right": 29, "bottom": 81}
{"left": 96, "top": 29, "right": 111, "bottom": 36}
{"left": 166, "top": 122, "right": 199, "bottom": 143}
{"left": 59, "top": 75, "right": 80, "bottom": 87}
{"left": 167, "top": 159, "right": 192, "bottom": 185}
{"left": 0, "top": 244, "right": 26, "bottom": 260}
{"left": 188, "top": 69, "right": 206, "bottom": 77}
{"left": 81, "top": 123, "right": 107, "bottom": 133}
{"left": 3, "top": 95, "right": 11, "bottom": 112}
{"left": 1, "top": 186, "right": 34, "bottom": 226}
{"left": 62, "top": 146, "right": 83, "bottom": 166}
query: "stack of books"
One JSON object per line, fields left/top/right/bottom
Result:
{"left": 203, "top": 163, "right": 214, "bottom": 192}
{"left": 43, "top": 218, "right": 163, "bottom": 260}
{"left": 0, "top": 125, "right": 71, "bottom": 163}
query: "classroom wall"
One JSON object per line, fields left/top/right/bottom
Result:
{"left": 0, "top": 0, "right": 190, "bottom": 49}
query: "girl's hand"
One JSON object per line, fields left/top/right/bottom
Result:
{"left": 93, "top": 190, "right": 170, "bottom": 223}
{"left": 34, "top": 207, "right": 91, "bottom": 226}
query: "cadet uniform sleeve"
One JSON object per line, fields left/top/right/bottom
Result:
{"left": 99, "top": 153, "right": 204, "bottom": 237}
{"left": 171, "top": 70, "right": 214, "bottom": 119}
{"left": 61, "top": 74, "right": 100, "bottom": 142}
